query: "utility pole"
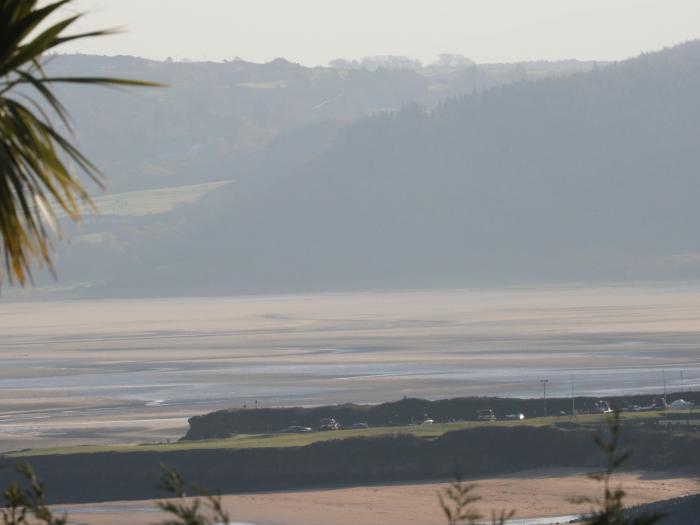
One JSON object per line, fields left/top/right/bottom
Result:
{"left": 661, "top": 368, "right": 669, "bottom": 421}
{"left": 680, "top": 370, "right": 685, "bottom": 393}
{"left": 541, "top": 379, "right": 549, "bottom": 418}
{"left": 570, "top": 375, "right": 575, "bottom": 422}
{"left": 663, "top": 369, "right": 667, "bottom": 407}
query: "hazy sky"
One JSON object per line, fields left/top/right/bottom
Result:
{"left": 62, "top": 0, "right": 700, "bottom": 65}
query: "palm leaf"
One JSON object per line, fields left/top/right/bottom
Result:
{"left": 0, "top": 0, "right": 163, "bottom": 285}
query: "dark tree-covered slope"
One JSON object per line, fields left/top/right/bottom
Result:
{"left": 101, "top": 42, "right": 700, "bottom": 296}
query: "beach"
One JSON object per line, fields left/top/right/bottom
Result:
{"left": 57, "top": 468, "right": 700, "bottom": 525}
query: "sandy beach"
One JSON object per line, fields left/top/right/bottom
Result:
{"left": 57, "top": 468, "right": 700, "bottom": 525}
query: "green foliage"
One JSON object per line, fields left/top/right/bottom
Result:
{"left": 439, "top": 477, "right": 514, "bottom": 525}
{"left": 156, "top": 465, "right": 230, "bottom": 525}
{"left": 439, "top": 479, "right": 481, "bottom": 525}
{"left": 1, "top": 464, "right": 65, "bottom": 525}
{"left": 0, "top": 0, "right": 159, "bottom": 285}
{"left": 576, "top": 411, "right": 665, "bottom": 525}
{"left": 437, "top": 411, "right": 669, "bottom": 525}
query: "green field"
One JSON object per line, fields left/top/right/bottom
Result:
{"left": 7, "top": 411, "right": 669, "bottom": 459}
{"left": 56, "top": 180, "right": 232, "bottom": 218}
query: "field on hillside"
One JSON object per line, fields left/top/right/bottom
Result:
{"left": 56, "top": 181, "right": 232, "bottom": 218}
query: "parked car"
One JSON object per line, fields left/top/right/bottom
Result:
{"left": 280, "top": 425, "right": 312, "bottom": 433}
{"left": 592, "top": 400, "right": 613, "bottom": 414}
{"left": 421, "top": 418, "right": 434, "bottom": 425}
{"left": 504, "top": 413, "right": 525, "bottom": 420}
{"left": 477, "top": 409, "right": 496, "bottom": 421}
{"left": 320, "top": 418, "right": 340, "bottom": 431}
{"left": 627, "top": 398, "right": 667, "bottom": 412}
{"left": 670, "top": 399, "right": 695, "bottom": 410}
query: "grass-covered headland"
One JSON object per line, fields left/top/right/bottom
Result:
{"left": 1, "top": 393, "right": 699, "bottom": 505}
{"left": 183, "top": 392, "right": 699, "bottom": 440}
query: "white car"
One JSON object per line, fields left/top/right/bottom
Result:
{"left": 281, "top": 425, "right": 312, "bottom": 433}
{"left": 592, "top": 400, "right": 613, "bottom": 414}
{"left": 477, "top": 409, "right": 496, "bottom": 421}
{"left": 669, "top": 399, "right": 695, "bottom": 410}
{"left": 504, "top": 413, "right": 525, "bottom": 420}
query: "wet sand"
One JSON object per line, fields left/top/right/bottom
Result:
{"left": 3, "top": 284, "right": 700, "bottom": 451}
{"left": 57, "top": 468, "right": 700, "bottom": 525}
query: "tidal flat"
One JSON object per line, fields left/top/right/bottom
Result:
{"left": 2, "top": 283, "right": 700, "bottom": 451}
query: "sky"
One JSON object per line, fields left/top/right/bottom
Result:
{"left": 61, "top": 0, "right": 700, "bottom": 66}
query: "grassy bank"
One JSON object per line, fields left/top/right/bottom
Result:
{"left": 6, "top": 411, "right": 670, "bottom": 458}
{"left": 184, "top": 393, "right": 698, "bottom": 440}
{"left": 1, "top": 424, "right": 699, "bottom": 505}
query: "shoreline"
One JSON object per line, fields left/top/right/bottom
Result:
{"left": 53, "top": 468, "right": 700, "bottom": 525}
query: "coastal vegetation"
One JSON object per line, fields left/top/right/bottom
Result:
{"left": 3, "top": 412, "right": 672, "bottom": 525}
{"left": 0, "top": 0, "right": 155, "bottom": 285}
{"left": 2, "top": 421, "right": 699, "bottom": 505}
{"left": 183, "top": 393, "right": 698, "bottom": 441}
{"left": 5, "top": 410, "right": 686, "bottom": 458}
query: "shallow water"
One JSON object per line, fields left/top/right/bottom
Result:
{"left": 58, "top": 503, "right": 576, "bottom": 525}
{"left": 507, "top": 516, "right": 579, "bottom": 525}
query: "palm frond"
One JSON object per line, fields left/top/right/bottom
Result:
{"left": 0, "top": 0, "right": 163, "bottom": 285}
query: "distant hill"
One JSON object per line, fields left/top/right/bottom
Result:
{"left": 76, "top": 41, "right": 700, "bottom": 297}
{"left": 49, "top": 54, "right": 600, "bottom": 194}
{"left": 20, "top": 43, "right": 699, "bottom": 296}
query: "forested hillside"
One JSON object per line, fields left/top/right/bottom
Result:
{"left": 87, "top": 42, "right": 700, "bottom": 296}
{"left": 50, "top": 54, "right": 592, "bottom": 193}
{"left": 23, "top": 44, "right": 700, "bottom": 296}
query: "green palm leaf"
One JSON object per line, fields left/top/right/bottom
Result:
{"left": 0, "top": 0, "right": 162, "bottom": 285}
